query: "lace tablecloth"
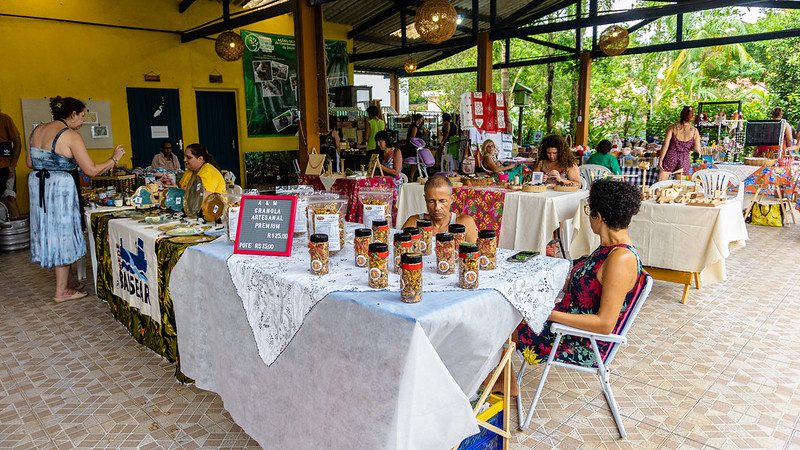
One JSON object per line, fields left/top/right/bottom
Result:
{"left": 227, "top": 224, "right": 570, "bottom": 365}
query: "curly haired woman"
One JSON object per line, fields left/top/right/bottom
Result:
{"left": 517, "top": 179, "right": 646, "bottom": 368}
{"left": 533, "top": 134, "right": 581, "bottom": 186}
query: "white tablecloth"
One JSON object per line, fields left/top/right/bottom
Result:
{"left": 570, "top": 199, "right": 748, "bottom": 284}
{"left": 170, "top": 239, "right": 570, "bottom": 449}
{"left": 397, "top": 183, "right": 588, "bottom": 254}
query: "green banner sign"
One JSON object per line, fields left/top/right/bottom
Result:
{"left": 242, "top": 30, "right": 349, "bottom": 137}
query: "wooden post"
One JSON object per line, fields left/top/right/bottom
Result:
{"left": 477, "top": 31, "right": 492, "bottom": 93}
{"left": 294, "top": 0, "right": 327, "bottom": 172}
{"left": 389, "top": 73, "right": 400, "bottom": 113}
{"left": 575, "top": 51, "right": 592, "bottom": 146}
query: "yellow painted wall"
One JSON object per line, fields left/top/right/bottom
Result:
{"left": 0, "top": 0, "right": 352, "bottom": 213}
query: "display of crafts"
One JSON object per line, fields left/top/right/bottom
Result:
{"left": 522, "top": 183, "right": 547, "bottom": 193}
{"left": 652, "top": 181, "right": 725, "bottom": 205}
{"left": 166, "top": 225, "right": 209, "bottom": 237}
{"left": 460, "top": 175, "right": 494, "bottom": 187}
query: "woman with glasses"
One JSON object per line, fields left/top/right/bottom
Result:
{"left": 516, "top": 179, "right": 645, "bottom": 371}
{"left": 658, "top": 106, "right": 701, "bottom": 181}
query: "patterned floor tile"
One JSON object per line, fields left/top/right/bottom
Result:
{"left": 2, "top": 221, "right": 800, "bottom": 448}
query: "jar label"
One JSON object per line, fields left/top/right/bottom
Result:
{"left": 464, "top": 270, "right": 478, "bottom": 284}
{"left": 479, "top": 255, "right": 490, "bottom": 270}
{"left": 311, "top": 260, "right": 323, "bottom": 272}
{"left": 438, "top": 260, "right": 450, "bottom": 272}
{"left": 369, "top": 267, "right": 383, "bottom": 281}
{"left": 356, "top": 254, "right": 367, "bottom": 267}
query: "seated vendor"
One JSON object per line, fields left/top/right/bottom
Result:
{"left": 516, "top": 179, "right": 644, "bottom": 368}
{"left": 375, "top": 131, "right": 403, "bottom": 183}
{"left": 151, "top": 140, "right": 181, "bottom": 171}
{"left": 179, "top": 143, "right": 226, "bottom": 198}
{"left": 533, "top": 134, "right": 581, "bottom": 186}
{"left": 586, "top": 139, "right": 622, "bottom": 175}
{"left": 481, "top": 139, "right": 523, "bottom": 182}
{"left": 401, "top": 175, "right": 478, "bottom": 243}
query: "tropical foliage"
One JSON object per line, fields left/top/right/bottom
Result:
{"left": 407, "top": 5, "right": 800, "bottom": 146}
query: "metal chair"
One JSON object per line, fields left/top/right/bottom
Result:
{"left": 516, "top": 274, "right": 654, "bottom": 438}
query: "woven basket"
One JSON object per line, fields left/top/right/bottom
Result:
{"left": 522, "top": 184, "right": 547, "bottom": 193}
{"left": 744, "top": 157, "right": 776, "bottom": 167}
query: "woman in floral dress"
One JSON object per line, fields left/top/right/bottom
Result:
{"left": 517, "top": 179, "right": 646, "bottom": 368}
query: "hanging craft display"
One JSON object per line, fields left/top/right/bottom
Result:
{"left": 459, "top": 92, "right": 510, "bottom": 133}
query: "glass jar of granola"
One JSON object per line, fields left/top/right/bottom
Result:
{"left": 372, "top": 219, "right": 389, "bottom": 245}
{"left": 393, "top": 232, "right": 413, "bottom": 274}
{"left": 458, "top": 242, "right": 480, "bottom": 289}
{"left": 416, "top": 219, "right": 433, "bottom": 255}
{"left": 477, "top": 229, "right": 497, "bottom": 271}
{"left": 368, "top": 242, "right": 389, "bottom": 289}
{"left": 354, "top": 228, "right": 372, "bottom": 267}
{"left": 308, "top": 234, "right": 329, "bottom": 275}
{"left": 435, "top": 232, "right": 456, "bottom": 275}
{"left": 400, "top": 253, "right": 423, "bottom": 303}
{"left": 449, "top": 223, "right": 466, "bottom": 249}
{"left": 403, "top": 227, "right": 421, "bottom": 254}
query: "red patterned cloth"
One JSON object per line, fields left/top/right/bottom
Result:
{"left": 451, "top": 187, "right": 507, "bottom": 233}
{"left": 300, "top": 175, "right": 398, "bottom": 224}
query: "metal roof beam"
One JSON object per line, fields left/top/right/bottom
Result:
{"left": 500, "top": 0, "right": 578, "bottom": 28}
{"left": 351, "top": 35, "right": 475, "bottom": 62}
{"left": 347, "top": 2, "right": 405, "bottom": 39}
{"left": 179, "top": 0, "right": 197, "bottom": 13}
{"left": 181, "top": 1, "right": 293, "bottom": 42}
{"left": 595, "top": 26, "right": 800, "bottom": 57}
{"left": 519, "top": 36, "right": 576, "bottom": 53}
{"left": 492, "top": 0, "right": 761, "bottom": 40}
{"left": 402, "top": 53, "right": 576, "bottom": 77}
{"left": 627, "top": 17, "right": 658, "bottom": 33}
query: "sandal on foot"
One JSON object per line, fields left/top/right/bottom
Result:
{"left": 53, "top": 291, "right": 88, "bottom": 303}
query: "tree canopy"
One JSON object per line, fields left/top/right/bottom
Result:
{"left": 406, "top": 5, "right": 800, "bottom": 146}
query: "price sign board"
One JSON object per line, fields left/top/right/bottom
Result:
{"left": 234, "top": 195, "right": 297, "bottom": 256}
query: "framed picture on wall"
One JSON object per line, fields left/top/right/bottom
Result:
{"left": 83, "top": 111, "right": 99, "bottom": 124}
{"left": 91, "top": 125, "right": 109, "bottom": 139}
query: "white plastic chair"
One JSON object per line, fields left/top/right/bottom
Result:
{"left": 579, "top": 164, "right": 612, "bottom": 186}
{"left": 649, "top": 179, "right": 696, "bottom": 191}
{"left": 399, "top": 173, "right": 409, "bottom": 184}
{"left": 579, "top": 176, "right": 588, "bottom": 190}
{"left": 690, "top": 169, "right": 741, "bottom": 198}
{"left": 516, "top": 274, "right": 654, "bottom": 439}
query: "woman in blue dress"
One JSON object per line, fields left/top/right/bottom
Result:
{"left": 27, "top": 96, "right": 125, "bottom": 302}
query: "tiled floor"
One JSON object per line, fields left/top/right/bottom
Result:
{"left": 1, "top": 222, "right": 799, "bottom": 449}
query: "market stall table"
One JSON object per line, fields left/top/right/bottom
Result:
{"left": 86, "top": 208, "right": 217, "bottom": 381}
{"left": 397, "top": 183, "right": 588, "bottom": 255}
{"left": 571, "top": 198, "right": 748, "bottom": 303}
{"left": 300, "top": 174, "right": 399, "bottom": 224}
{"left": 169, "top": 231, "right": 570, "bottom": 449}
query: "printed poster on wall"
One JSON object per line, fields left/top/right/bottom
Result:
{"left": 242, "top": 30, "right": 349, "bottom": 137}
{"left": 108, "top": 222, "right": 161, "bottom": 325}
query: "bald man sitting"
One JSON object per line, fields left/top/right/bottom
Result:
{"left": 401, "top": 175, "right": 478, "bottom": 243}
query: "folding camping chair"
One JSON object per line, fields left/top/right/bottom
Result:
{"left": 516, "top": 274, "right": 654, "bottom": 438}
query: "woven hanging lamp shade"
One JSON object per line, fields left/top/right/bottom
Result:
{"left": 404, "top": 56, "right": 418, "bottom": 74}
{"left": 414, "top": 0, "right": 458, "bottom": 44}
{"left": 598, "top": 25, "right": 629, "bottom": 56}
{"left": 215, "top": 31, "right": 245, "bottom": 61}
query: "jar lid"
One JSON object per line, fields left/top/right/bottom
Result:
{"left": 394, "top": 232, "right": 411, "bottom": 242}
{"left": 436, "top": 232, "right": 454, "bottom": 242}
{"left": 400, "top": 252, "right": 422, "bottom": 264}
{"left": 459, "top": 242, "right": 478, "bottom": 254}
{"left": 403, "top": 226, "right": 421, "bottom": 236}
{"left": 416, "top": 219, "right": 432, "bottom": 228}
{"left": 372, "top": 219, "right": 389, "bottom": 227}
{"left": 310, "top": 234, "right": 328, "bottom": 243}
{"left": 355, "top": 228, "right": 372, "bottom": 237}
{"left": 478, "top": 229, "right": 496, "bottom": 239}
{"left": 368, "top": 242, "right": 388, "bottom": 253}
{"left": 449, "top": 223, "right": 466, "bottom": 233}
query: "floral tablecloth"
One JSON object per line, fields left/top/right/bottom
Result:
{"left": 89, "top": 210, "right": 211, "bottom": 383}
{"left": 300, "top": 175, "right": 399, "bottom": 224}
{"left": 452, "top": 186, "right": 507, "bottom": 232}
